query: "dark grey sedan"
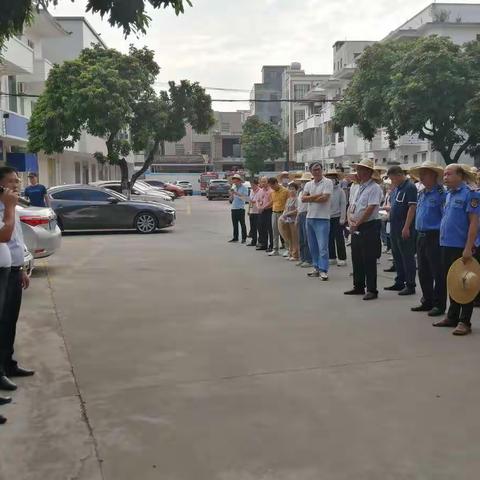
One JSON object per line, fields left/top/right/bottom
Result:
{"left": 48, "top": 185, "right": 176, "bottom": 234}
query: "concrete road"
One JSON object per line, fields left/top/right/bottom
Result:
{"left": 2, "top": 196, "right": 480, "bottom": 480}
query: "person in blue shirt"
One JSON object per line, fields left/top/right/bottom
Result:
{"left": 384, "top": 165, "right": 418, "bottom": 296}
{"left": 24, "top": 172, "right": 48, "bottom": 207}
{"left": 433, "top": 164, "right": 480, "bottom": 336}
{"left": 228, "top": 174, "right": 249, "bottom": 243}
{"left": 409, "top": 162, "right": 446, "bottom": 317}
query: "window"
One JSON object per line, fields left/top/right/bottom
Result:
{"left": 293, "top": 84, "right": 310, "bottom": 100}
{"left": 175, "top": 144, "right": 185, "bottom": 155}
{"left": 382, "top": 158, "right": 387, "bottom": 164}
{"left": 294, "top": 110, "right": 305, "bottom": 125}
{"left": 83, "top": 189, "right": 112, "bottom": 201}
{"left": 7, "top": 76, "right": 17, "bottom": 112}
{"left": 52, "top": 189, "right": 85, "bottom": 201}
{"left": 27, "top": 39, "right": 35, "bottom": 49}
{"left": 403, "top": 155, "right": 409, "bottom": 164}
{"left": 413, "top": 154, "right": 418, "bottom": 163}
{"left": 221, "top": 122, "right": 230, "bottom": 132}
{"left": 338, "top": 128, "right": 344, "bottom": 143}
{"left": 91, "top": 164, "right": 97, "bottom": 182}
{"left": 74, "top": 162, "right": 81, "bottom": 184}
{"left": 421, "top": 152, "right": 427, "bottom": 162}
{"left": 193, "top": 142, "right": 211, "bottom": 155}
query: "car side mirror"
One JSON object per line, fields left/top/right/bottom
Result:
{"left": 108, "top": 197, "right": 120, "bottom": 204}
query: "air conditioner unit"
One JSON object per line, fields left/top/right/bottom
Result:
{"left": 17, "top": 83, "right": 26, "bottom": 94}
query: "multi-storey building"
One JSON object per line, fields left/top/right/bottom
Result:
{"left": 295, "top": 3, "right": 480, "bottom": 170}
{"left": 250, "top": 65, "right": 287, "bottom": 127}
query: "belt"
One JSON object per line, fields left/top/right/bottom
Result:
{"left": 10, "top": 266, "right": 23, "bottom": 271}
{"left": 417, "top": 230, "right": 439, "bottom": 237}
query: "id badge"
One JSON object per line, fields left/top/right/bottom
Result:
{"left": 386, "top": 222, "right": 391, "bottom": 234}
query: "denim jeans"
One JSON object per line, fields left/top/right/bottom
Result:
{"left": 306, "top": 218, "right": 330, "bottom": 272}
{"left": 297, "top": 212, "right": 311, "bottom": 264}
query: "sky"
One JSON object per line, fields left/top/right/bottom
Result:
{"left": 50, "top": 0, "right": 478, "bottom": 111}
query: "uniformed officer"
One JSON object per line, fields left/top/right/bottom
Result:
{"left": 409, "top": 161, "right": 446, "bottom": 317}
{"left": 384, "top": 165, "right": 418, "bottom": 296}
{"left": 433, "top": 164, "right": 480, "bottom": 335}
{"left": 344, "top": 159, "right": 383, "bottom": 300}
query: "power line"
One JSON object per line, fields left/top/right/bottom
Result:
{"left": 154, "top": 82, "right": 250, "bottom": 93}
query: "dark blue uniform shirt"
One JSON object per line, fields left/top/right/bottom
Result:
{"left": 24, "top": 184, "right": 47, "bottom": 207}
{"left": 415, "top": 185, "right": 446, "bottom": 232}
{"left": 440, "top": 182, "right": 480, "bottom": 248}
{"left": 390, "top": 179, "right": 418, "bottom": 234}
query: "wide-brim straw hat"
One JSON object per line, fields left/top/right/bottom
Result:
{"left": 447, "top": 257, "right": 480, "bottom": 304}
{"left": 409, "top": 161, "right": 444, "bottom": 179}
{"left": 324, "top": 169, "right": 343, "bottom": 178}
{"left": 352, "top": 159, "right": 375, "bottom": 171}
{"left": 231, "top": 174, "right": 243, "bottom": 181}
{"left": 298, "top": 172, "right": 312, "bottom": 182}
{"left": 456, "top": 164, "right": 478, "bottom": 184}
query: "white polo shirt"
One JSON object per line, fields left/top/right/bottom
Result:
{"left": 302, "top": 177, "right": 334, "bottom": 219}
{"left": 350, "top": 180, "right": 383, "bottom": 223}
{"left": 0, "top": 204, "right": 25, "bottom": 267}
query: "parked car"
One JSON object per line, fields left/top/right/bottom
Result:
{"left": 92, "top": 181, "right": 173, "bottom": 204}
{"left": 174, "top": 180, "right": 193, "bottom": 196}
{"left": 24, "top": 246, "right": 34, "bottom": 276}
{"left": 18, "top": 205, "right": 62, "bottom": 259}
{"left": 207, "top": 179, "right": 231, "bottom": 200}
{"left": 48, "top": 185, "right": 175, "bottom": 234}
{"left": 135, "top": 180, "right": 176, "bottom": 200}
{"left": 144, "top": 179, "right": 185, "bottom": 198}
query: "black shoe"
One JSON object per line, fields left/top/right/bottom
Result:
{"left": 0, "top": 415, "right": 6, "bottom": 425}
{"left": 256, "top": 246, "right": 267, "bottom": 251}
{"left": 266, "top": 249, "right": 273, "bottom": 253}
{"left": 6, "top": 366, "right": 35, "bottom": 377}
{"left": 241, "top": 239, "right": 246, "bottom": 244}
{"left": 398, "top": 287, "right": 416, "bottom": 296}
{"left": 0, "top": 376, "right": 17, "bottom": 391}
{"left": 247, "top": 242, "right": 256, "bottom": 247}
{"left": 411, "top": 304, "right": 432, "bottom": 312}
{"left": 228, "top": 239, "right": 238, "bottom": 243}
{"left": 383, "top": 266, "right": 396, "bottom": 273}
{"left": 428, "top": 307, "right": 445, "bottom": 317}
{"left": 0, "top": 396, "right": 12, "bottom": 405}
{"left": 363, "top": 292, "right": 378, "bottom": 301}
{"left": 344, "top": 289, "right": 365, "bottom": 295}
{"left": 384, "top": 284, "right": 404, "bottom": 291}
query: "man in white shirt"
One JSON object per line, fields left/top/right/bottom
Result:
{"left": 302, "top": 162, "right": 333, "bottom": 280}
{"left": 0, "top": 167, "right": 33, "bottom": 393}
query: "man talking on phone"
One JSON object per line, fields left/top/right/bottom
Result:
{"left": 0, "top": 167, "right": 33, "bottom": 392}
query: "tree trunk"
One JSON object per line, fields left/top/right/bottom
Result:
{"left": 130, "top": 139, "right": 161, "bottom": 188}
{"left": 118, "top": 157, "right": 130, "bottom": 199}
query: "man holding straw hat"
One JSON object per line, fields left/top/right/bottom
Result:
{"left": 433, "top": 163, "right": 480, "bottom": 335}
{"left": 344, "top": 159, "right": 383, "bottom": 300}
{"left": 409, "top": 161, "right": 446, "bottom": 317}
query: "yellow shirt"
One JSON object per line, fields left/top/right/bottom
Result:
{"left": 271, "top": 186, "right": 289, "bottom": 212}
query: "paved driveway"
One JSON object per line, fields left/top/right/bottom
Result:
{"left": 2, "top": 196, "right": 480, "bottom": 480}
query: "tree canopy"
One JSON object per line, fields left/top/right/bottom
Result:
{"left": 241, "top": 117, "right": 285, "bottom": 175}
{"left": 0, "top": 0, "right": 192, "bottom": 43}
{"left": 334, "top": 36, "right": 480, "bottom": 164}
{"left": 28, "top": 44, "right": 214, "bottom": 189}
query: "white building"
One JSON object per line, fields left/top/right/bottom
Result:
{"left": 295, "top": 3, "right": 480, "bottom": 170}
{"left": 0, "top": 11, "right": 128, "bottom": 187}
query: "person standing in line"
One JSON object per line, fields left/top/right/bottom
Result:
{"left": 409, "top": 161, "right": 446, "bottom": 317}
{"left": 325, "top": 169, "right": 347, "bottom": 267}
{"left": 23, "top": 172, "right": 48, "bottom": 207}
{"left": 228, "top": 174, "right": 248, "bottom": 243}
{"left": 345, "top": 171, "right": 359, "bottom": 247}
{"left": 0, "top": 187, "right": 19, "bottom": 424}
{"left": 267, "top": 177, "right": 289, "bottom": 257}
{"left": 246, "top": 178, "right": 261, "bottom": 247}
{"left": 279, "top": 182, "right": 299, "bottom": 261}
{"left": 296, "top": 172, "right": 313, "bottom": 268}
{"left": 344, "top": 160, "right": 383, "bottom": 300}
{"left": 279, "top": 171, "right": 290, "bottom": 188}
{"left": 433, "top": 164, "right": 480, "bottom": 336}
{"left": 384, "top": 165, "right": 418, "bottom": 296}
{"left": 0, "top": 167, "right": 33, "bottom": 393}
{"left": 302, "top": 162, "right": 333, "bottom": 281}
{"left": 256, "top": 176, "right": 273, "bottom": 251}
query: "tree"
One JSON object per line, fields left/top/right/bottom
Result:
{"left": 334, "top": 36, "right": 480, "bottom": 164}
{"left": 241, "top": 117, "right": 285, "bottom": 175}
{"left": 0, "top": 0, "right": 191, "bottom": 45}
{"left": 28, "top": 44, "right": 214, "bottom": 190}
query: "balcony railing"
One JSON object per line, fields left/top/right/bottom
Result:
{"left": 1, "top": 36, "right": 34, "bottom": 75}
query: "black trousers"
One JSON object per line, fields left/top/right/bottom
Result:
{"left": 249, "top": 213, "right": 259, "bottom": 245}
{"left": 231, "top": 209, "right": 247, "bottom": 241}
{"left": 0, "top": 267, "right": 22, "bottom": 374}
{"left": 258, "top": 208, "right": 273, "bottom": 249}
{"left": 329, "top": 217, "right": 346, "bottom": 260}
{"left": 442, "top": 247, "right": 474, "bottom": 325}
{"left": 391, "top": 231, "right": 417, "bottom": 289}
{"left": 351, "top": 220, "right": 381, "bottom": 294}
{"left": 417, "top": 231, "right": 446, "bottom": 311}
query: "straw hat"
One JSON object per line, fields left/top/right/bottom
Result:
{"left": 324, "top": 168, "right": 343, "bottom": 178}
{"left": 409, "top": 160, "right": 444, "bottom": 179}
{"left": 454, "top": 163, "right": 478, "bottom": 184}
{"left": 447, "top": 257, "right": 480, "bottom": 304}
{"left": 298, "top": 172, "right": 312, "bottom": 182}
{"left": 231, "top": 174, "right": 243, "bottom": 181}
{"left": 352, "top": 159, "right": 375, "bottom": 171}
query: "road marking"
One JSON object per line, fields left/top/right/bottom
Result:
{"left": 186, "top": 196, "right": 192, "bottom": 215}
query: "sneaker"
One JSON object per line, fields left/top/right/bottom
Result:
{"left": 307, "top": 269, "right": 320, "bottom": 277}
{"left": 329, "top": 259, "right": 336, "bottom": 265}
{"left": 283, "top": 251, "right": 289, "bottom": 257}
{"left": 337, "top": 260, "right": 347, "bottom": 267}
{"left": 296, "top": 261, "right": 304, "bottom": 267}
{"left": 289, "top": 257, "right": 298, "bottom": 261}
{"left": 301, "top": 262, "right": 312, "bottom": 268}
{"left": 320, "top": 272, "right": 329, "bottom": 281}
{"left": 268, "top": 250, "right": 280, "bottom": 256}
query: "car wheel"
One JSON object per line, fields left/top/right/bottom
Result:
{"left": 135, "top": 212, "right": 157, "bottom": 234}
